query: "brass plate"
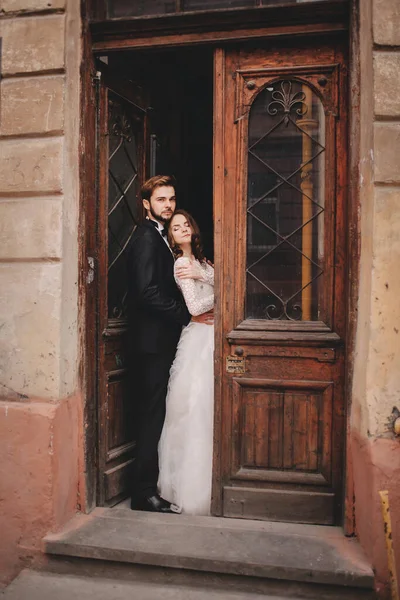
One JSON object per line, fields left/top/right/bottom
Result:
{"left": 226, "top": 355, "right": 246, "bottom": 374}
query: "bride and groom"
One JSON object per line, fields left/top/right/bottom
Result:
{"left": 127, "top": 175, "right": 214, "bottom": 515}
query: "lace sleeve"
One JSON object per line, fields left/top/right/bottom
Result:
{"left": 174, "top": 258, "right": 214, "bottom": 316}
{"left": 201, "top": 262, "right": 214, "bottom": 286}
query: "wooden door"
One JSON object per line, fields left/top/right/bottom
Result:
{"left": 96, "top": 64, "right": 147, "bottom": 506}
{"left": 213, "top": 41, "right": 347, "bottom": 524}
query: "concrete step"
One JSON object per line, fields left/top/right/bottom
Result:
{"left": 2, "top": 568, "right": 376, "bottom": 600}
{"left": 42, "top": 507, "right": 375, "bottom": 597}
{"left": 0, "top": 569, "right": 291, "bottom": 600}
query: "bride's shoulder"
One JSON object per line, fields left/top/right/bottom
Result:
{"left": 174, "top": 256, "right": 190, "bottom": 268}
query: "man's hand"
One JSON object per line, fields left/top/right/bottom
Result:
{"left": 192, "top": 309, "right": 214, "bottom": 325}
{"left": 175, "top": 262, "right": 203, "bottom": 281}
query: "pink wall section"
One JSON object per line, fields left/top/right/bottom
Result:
{"left": 0, "top": 394, "right": 83, "bottom": 585}
{"left": 351, "top": 431, "right": 400, "bottom": 599}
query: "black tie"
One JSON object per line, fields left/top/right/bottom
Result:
{"left": 161, "top": 228, "right": 167, "bottom": 238}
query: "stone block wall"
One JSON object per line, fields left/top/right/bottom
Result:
{"left": 0, "top": 0, "right": 399, "bottom": 594}
{"left": 0, "top": 0, "right": 82, "bottom": 585}
{"left": 351, "top": 0, "right": 400, "bottom": 596}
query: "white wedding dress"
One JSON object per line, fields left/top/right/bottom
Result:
{"left": 158, "top": 256, "right": 214, "bottom": 515}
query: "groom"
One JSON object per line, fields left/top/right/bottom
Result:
{"left": 127, "top": 175, "right": 212, "bottom": 513}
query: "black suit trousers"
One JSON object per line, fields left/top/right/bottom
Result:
{"left": 133, "top": 349, "right": 176, "bottom": 499}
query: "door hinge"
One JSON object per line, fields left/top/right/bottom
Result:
{"left": 87, "top": 256, "right": 95, "bottom": 285}
{"left": 92, "top": 71, "right": 101, "bottom": 86}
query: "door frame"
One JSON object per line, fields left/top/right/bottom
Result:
{"left": 79, "top": 0, "right": 359, "bottom": 532}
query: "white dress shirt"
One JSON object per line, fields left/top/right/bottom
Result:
{"left": 147, "top": 217, "right": 171, "bottom": 250}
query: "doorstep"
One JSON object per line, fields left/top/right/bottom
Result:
{"left": 2, "top": 568, "right": 355, "bottom": 600}
{"left": 44, "top": 507, "right": 374, "bottom": 590}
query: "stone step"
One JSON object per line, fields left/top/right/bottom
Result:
{"left": 0, "top": 569, "right": 290, "bottom": 600}
{"left": 43, "top": 507, "right": 375, "bottom": 594}
{"left": 2, "top": 568, "right": 375, "bottom": 600}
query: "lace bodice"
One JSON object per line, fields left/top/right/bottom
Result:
{"left": 174, "top": 257, "right": 214, "bottom": 316}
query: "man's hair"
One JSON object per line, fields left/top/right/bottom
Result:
{"left": 141, "top": 175, "right": 176, "bottom": 201}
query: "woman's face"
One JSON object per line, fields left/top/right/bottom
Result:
{"left": 170, "top": 214, "right": 193, "bottom": 247}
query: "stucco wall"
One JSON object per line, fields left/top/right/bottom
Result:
{"left": 0, "top": 0, "right": 399, "bottom": 594}
{"left": 351, "top": 0, "right": 400, "bottom": 596}
{"left": 0, "top": 0, "right": 82, "bottom": 585}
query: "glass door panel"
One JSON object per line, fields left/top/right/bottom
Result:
{"left": 246, "top": 81, "right": 326, "bottom": 322}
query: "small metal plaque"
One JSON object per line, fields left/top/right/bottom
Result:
{"left": 226, "top": 355, "right": 246, "bottom": 374}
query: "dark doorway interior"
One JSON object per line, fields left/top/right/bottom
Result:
{"left": 109, "top": 46, "right": 214, "bottom": 259}
{"left": 97, "top": 46, "right": 215, "bottom": 507}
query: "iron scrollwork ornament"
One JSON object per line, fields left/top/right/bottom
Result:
{"left": 112, "top": 113, "right": 133, "bottom": 142}
{"left": 264, "top": 301, "right": 303, "bottom": 321}
{"left": 109, "top": 99, "right": 133, "bottom": 141}
{"left": 267, "top": 81, "right": 308, "bottom": 126}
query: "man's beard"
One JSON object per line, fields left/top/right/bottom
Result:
{"left": 149, "top": 204, "right": 173, "bottom": 224}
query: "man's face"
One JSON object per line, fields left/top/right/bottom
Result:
{"left": 143, "top": 185, "right": 176, "bottom": 224}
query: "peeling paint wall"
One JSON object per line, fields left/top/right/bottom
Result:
{"left": 0, "top": 0, "right": 80, "bottom": 400}
{"left": 350, "top": 0, "right": 400, "bottom": 596}
{"left": 0, "top": 0, "right": 82, "bottom": 585}
{"left": 352, "top": 0, "right": 400, "bottom": 455}
{"left": 352, "top": 0, "right": 400, "bottom": 437}
{"left": 0, "top": 395, "right": 81, "bottom": 584}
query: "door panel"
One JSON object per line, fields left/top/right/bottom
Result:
{"left": 96, "top": 65, "right": 147, "bottom": 506}
{"left": 213, "top": 42, "right": 347, "bottom": 524}
{"left": 231, "top": 379, "right": 333, "bottom": 483}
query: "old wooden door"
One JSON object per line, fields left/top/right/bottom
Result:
{"left": 96, "top": 64, "right": 147, "bottom": 506}
{"left": 213, "top": 41, "right": 347, "bottom": 524}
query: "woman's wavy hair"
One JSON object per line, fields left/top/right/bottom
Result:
{"left": 167, "top": 209, "right": 205, "bottom": 263}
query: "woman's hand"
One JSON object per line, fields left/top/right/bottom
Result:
{"left": 175, "top": 262, "right": 204, "bottom": 280}
{"left": 192, "top": 310, "right": 214, "bottom": 325}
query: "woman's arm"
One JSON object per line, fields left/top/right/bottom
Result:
{"left": 174, "top": 258, "right": 214, "bottom": 317}
{"left": 201, "top": 262, "right": 214, "bottom": 286}
{"left": 175, "top": 259, "right": 214, "bottom": 285}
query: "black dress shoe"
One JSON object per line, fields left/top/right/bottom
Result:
{"left": 131, "top": 494, "right": 181, "bottom": 514}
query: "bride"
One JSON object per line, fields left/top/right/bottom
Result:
{"left": 158, "top": 209, "right": 214, "bottom": 515}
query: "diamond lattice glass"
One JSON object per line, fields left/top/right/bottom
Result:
{"left": 246, "top": 80, "right": 326, "bottom": 321}
{"left": 107, "top": 93, "right": 139, "bottom": 319}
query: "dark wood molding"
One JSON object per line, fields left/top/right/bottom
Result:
{"left": 342, "top": 0, "right": 361, "bottom": 537}
{"left": 211, "top": 47, "right": 225, "bottom": 518}
{"left": 93, "top": 22, "right": 347, "bottom": 53}
{"left": 89, "top": 1, "right": 349, "bottom": 49}
{"left": 227, "top": 330, "right": 342, "bottom": 345}
{"left": 79, "top": 15, "right": 98, "bottom": 513}
{"left": 235, "top": 319, "right": 332, "bottom": 332}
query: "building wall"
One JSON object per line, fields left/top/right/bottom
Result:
{"left": 350, "top": 0, "right": 400, "bottom": 596}
{"left": 0, "top": 0, "right": 82, "bottom": 585}
{"left": 0, "top": 0, "right": 399, "bottom": 594}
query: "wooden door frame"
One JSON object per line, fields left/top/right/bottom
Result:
{"left": 79, "top": 0, "right": 359, "bottom": 532}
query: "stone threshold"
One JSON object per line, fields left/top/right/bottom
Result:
{"left": 44, "top": 507, "right": 374, "bottom": 590}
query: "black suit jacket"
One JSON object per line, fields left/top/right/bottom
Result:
{"left": 126, "top": 220, "right": 191, "bottom": 354}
